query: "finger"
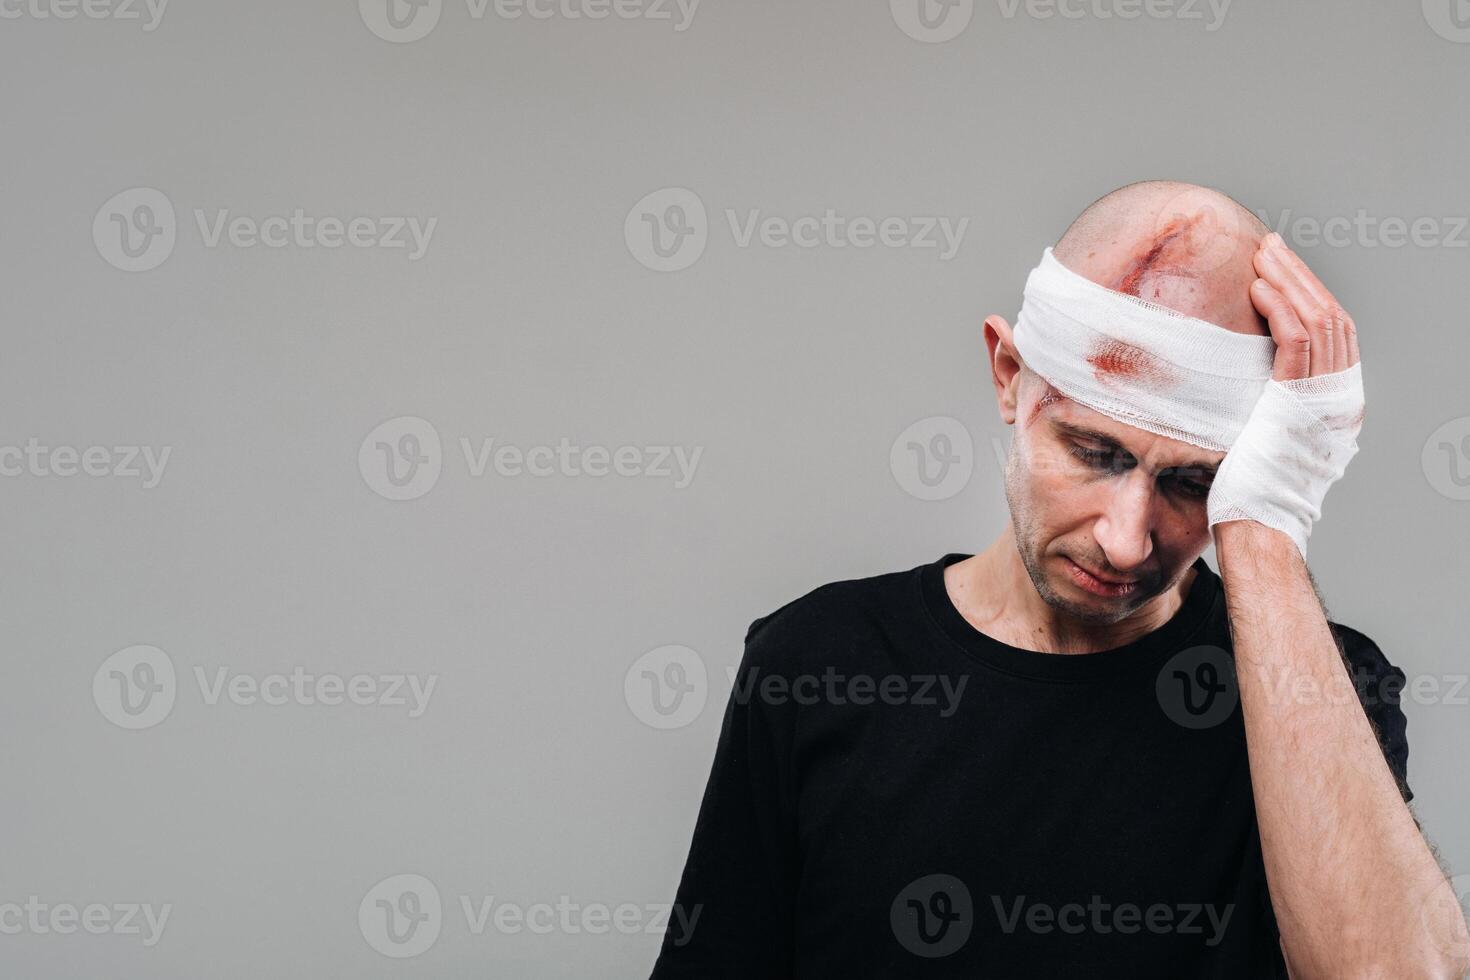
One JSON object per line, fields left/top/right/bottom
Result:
{"left": 1327, "top": 307, "right": 1347, "bottom": 373}
{"left": 1277, "top": 246, "right": 1346, "bottom": 372}
{"left": 1254, "top": 238, "right": 1322, "bottom": 321}
{"left": 1254, "top": 238, "right": 1326, "bottom": 373}
{"left": 1255, "top": 238, "right": 1333, "bottom": 375}
{"left": 1250, "top": 277, "right": 1311, "bottom": 381}
{"left": 1312, "top": 303, "right": 1343, "bottom": 375}
{"left": 1266, "top": 237, "right": 1354, "bottom": 373}
{"left": 1267, "top": 236, "right": 1335, "bottom": 308}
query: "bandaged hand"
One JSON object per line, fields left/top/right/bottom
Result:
{"left": 1206, "top": 234, "right": 1365, "bottom": 559}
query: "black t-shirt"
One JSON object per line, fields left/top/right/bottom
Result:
{"left": 649, "top": 553, "right": 1412, "bottom": 979}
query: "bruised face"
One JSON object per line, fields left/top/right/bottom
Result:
{"left": 1002, "top": 367, "right": 1224, "bottom": 624}
{"left": 994, "top": 189, "right": 1268, "bottom": 622}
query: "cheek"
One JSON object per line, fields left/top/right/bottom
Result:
{"left": 1016, "top": 431, "right": 1074, "bottom": 487}
{"left": 1138, "top": 497, "right": 1214, "bottom": 559}
{"left": 1165, "top": 508, "right": 1213, "bottom": 548}
{"left": 1014, "top": 443, "right": 1094, "bottom": 522}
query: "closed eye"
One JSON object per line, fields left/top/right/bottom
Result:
{"left": 1069, "top": 443, "right": 1213, "bottom": 500}
{"left": 1161, "top": 466, "right": 1213, "bottom": 499}
{"left": 1067, "top": 442, "right": 1131, "bottom": 473}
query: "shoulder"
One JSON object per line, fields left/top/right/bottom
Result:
{"left": 740, "top": 560, "right": 932, "bottom": 668}
{"left": 1327, "top": 620, "right": 1414, "bottom": 801}
{"left": 1328, "top": 621, "right": 1405, "bottom": 683}
{"left": 1326, "top": 620, "right": 1410, "bottom": 713}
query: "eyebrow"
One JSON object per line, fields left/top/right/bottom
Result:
{"left": 1050, "top": 419, "right": 1219, "bottom": 476}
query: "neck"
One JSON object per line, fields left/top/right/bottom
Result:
{"left": 943, "top": 526, "right": 1196, "bottom": 654}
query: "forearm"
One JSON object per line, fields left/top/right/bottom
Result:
{"left": 1214, "top": 521, "right": 1469, "bottom": 978}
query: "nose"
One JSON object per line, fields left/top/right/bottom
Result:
{"left": 1092, "top": 470, "right": 1155, "bottom": 572}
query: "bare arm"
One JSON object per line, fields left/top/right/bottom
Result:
{"left": 1216, "top": 521, "right": 1467, "bottom": 977}
{"left": 1213, "top": 234, "right": 1469, "bottom": 978}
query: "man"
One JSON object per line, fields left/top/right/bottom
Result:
{"left": 649, "top": 181, "right": 1470, "bottom": 978}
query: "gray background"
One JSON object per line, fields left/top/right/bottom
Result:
{"left": 3, "top": 0, "right": 1468, "bottom": 975}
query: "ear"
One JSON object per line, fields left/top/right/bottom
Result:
{"left": 983, "top": 314, "right": 1024, "bottom": 425}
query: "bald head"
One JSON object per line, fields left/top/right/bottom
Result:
{"left": 1052, "top": 180, "right": 1270, "bottom": 336}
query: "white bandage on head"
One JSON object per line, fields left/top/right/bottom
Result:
{"left": 1012, "top": 247, "right": 1278, "bottom": 452}
{"left": 1011, "top": 246, "right": 1365, "bottom": 559}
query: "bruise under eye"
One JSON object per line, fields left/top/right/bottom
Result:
{"left": 1161, "top": 465, "right": 1215, "bottom": 498}
{"left": 1064, "top": 436, "right": 1215, "bottom": 497}
{"left": 1050, "top": 420, "right": 1216, "bottom": 489}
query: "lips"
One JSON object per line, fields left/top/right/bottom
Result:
{"left": 1073, "top": 561, "right": 1135, "bottom": 585}
{"left": 1064, "top": 557, "right": 1139, "bottom": 597}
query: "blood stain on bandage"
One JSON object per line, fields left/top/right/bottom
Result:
{"left": 1317, "top": 405, "right": 1367, "bottom": 433}
{"left": 1086, "top": 339, "right": 1180, "bottom": 390}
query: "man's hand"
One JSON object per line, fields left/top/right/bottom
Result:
{"left": 1205, "top": 233, "right": 1366, "bottom": 559}
{"left": 1249, "top": 231, "right": 1359, "bottom": 381}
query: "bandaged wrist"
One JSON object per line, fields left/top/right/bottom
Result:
{"left": 1205, "top": 363, "right": 1364, "bottom": 559}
